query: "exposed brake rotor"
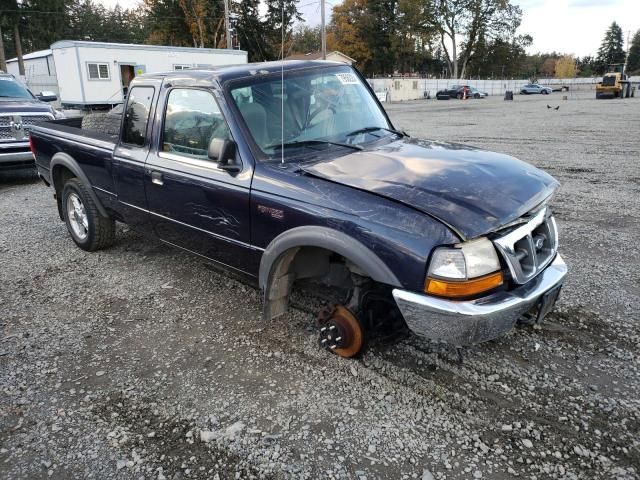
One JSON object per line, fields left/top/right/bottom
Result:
{"left": 317, "top": 304, "right": 364, "bottom": 358}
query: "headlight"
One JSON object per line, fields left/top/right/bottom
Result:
{"left": 54, "top": 109, "right": 66, "bottom": 119}
{"left": 426, "top": 238, "right": 503, "bottom": 298}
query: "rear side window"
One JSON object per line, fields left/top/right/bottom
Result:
{"left": 122, "top": 86, "right": 154, "bottom": 146}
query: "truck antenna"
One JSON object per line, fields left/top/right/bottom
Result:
{"left": 280, "top": 1, "right": 285, "bottom": 165}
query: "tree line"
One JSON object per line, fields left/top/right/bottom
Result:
{"left": 318, "top": 3, "right": 640, "bottom": 78}
{"left": 0, "top": 0, "right": 303, "bottom": 71}
{"left": 1, "top": 0, "right": 639, "bottom": 79}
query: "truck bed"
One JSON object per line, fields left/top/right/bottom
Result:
{"left": 30, "top": 116, "right": 119, "bottom": 198}
{"left": 31, "top": 117, "right": 118, "bottom": 149}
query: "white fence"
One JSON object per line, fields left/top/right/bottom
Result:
{"left": 368, "top": 76, "right": 640, "bottom": 101}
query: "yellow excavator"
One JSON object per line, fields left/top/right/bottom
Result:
{"left": 595, "top": 64, "right": 636, "bottom": 99}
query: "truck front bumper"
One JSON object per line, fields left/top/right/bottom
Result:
{"left": 0, "top": 141, "right": 35, "bottom": 169}
{"left": 392, "top": 254, "right": 567, "bottom": 345}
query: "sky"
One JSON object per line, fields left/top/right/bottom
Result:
{"left": 97, "top": 0, "right": 640, "bottom": 58}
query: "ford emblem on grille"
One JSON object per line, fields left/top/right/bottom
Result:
{"left": 10, "top": 116, "right": 25, "bottom": 140}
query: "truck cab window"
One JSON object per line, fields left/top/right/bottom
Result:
{"left": 162, "top": 89, "right": 230, "bottom": 160}
{"left": 121, "top": 86, "right": 154, "bottom": 147}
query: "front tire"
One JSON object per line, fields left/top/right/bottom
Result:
{"left": 62, "top": 178, "right": 115, "bottom": 251}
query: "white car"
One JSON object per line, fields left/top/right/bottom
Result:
{"left": 520, "top": 84, "right": 552, "bottom": 95}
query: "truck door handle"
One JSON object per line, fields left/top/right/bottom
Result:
{"left": 150, "top": 171, "right": 163, "bottom": 186}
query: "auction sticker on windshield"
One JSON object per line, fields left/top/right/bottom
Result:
{"left": 335, "top": 73, "right": 359, "bottom": 85}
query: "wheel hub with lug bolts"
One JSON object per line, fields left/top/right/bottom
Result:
{"left": 319, "top": 320, "right": 345, "bottom": 351}
{"left": 317, "top": 304, "right": 364, "bottom": 358}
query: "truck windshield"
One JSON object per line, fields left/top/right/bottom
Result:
{"left": 0, "top": 77, "right": 34, "bottom": 99}
{"left": 229, "top": 66, "right": 392, "bottom": 160}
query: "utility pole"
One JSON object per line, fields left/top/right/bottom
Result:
{"left": 224, "top": 0, "right": 232, "bottom": 49}
{"left": 624, "top": 29, "right": 631, "bottom": 71}
{"left": 320, "top": 0, "right": 326, "bottom": 59}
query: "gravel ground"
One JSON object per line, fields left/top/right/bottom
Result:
{"left": 1, "top": 90, "right": 639, "bottom": 480}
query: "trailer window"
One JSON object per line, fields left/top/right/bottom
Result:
{"left": 87, "top": 63, "right": 110, "bottom": 80}
{"left": 162, "top": 89, "right": 231, "bottom": 160}
{"left": 121, "top": 86, "right": 154, "bottom": 147}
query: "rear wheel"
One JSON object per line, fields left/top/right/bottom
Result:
{"left": 62, "top": 178, "right": 115, "bottom": 251}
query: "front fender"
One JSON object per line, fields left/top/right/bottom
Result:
{"left": 259, "top": 226, "right": 402, "bottom": 320}
{"left": 259, "top": 226, "right": 401, "bottom": 290}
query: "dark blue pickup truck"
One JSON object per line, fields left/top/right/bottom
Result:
{"left": 30, "top": 61, "right": 567, "bottom": 357}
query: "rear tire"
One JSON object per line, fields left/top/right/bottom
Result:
{"left": 62, "top": 178, "right": 115, "bottom": 251}
{"left": 81, "top": 113, "right": 122, "bottom": 136}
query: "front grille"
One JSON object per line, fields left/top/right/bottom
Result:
{"left": 493, "top": 207, "right": 558, "bottom": 284}
{"left": 0, "top": 114, "right": 54, "bottom": 142}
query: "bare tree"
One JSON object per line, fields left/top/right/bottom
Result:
{"left": 432, "top": 0, "right": 522, "bottom": 79}
{"left": 432, "top": 0, "right": 465, "bottom": 78}
{"left": 13, "top": 21, "right": 24, "bottom": 75}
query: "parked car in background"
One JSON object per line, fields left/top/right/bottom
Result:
{"left": 0, "top": 73, "right": 63, "bottom": 171}
{"left": 30, "top": 61, "right": 567, "bottom": 358}
{"left": 436, "top": 85, "right": 487, "bottom": 100}
{"left": 520, "top": 84, "right": 552, "bottom": 95}
{"left": 468, "top": 87, "right": 488, "bottom": 98}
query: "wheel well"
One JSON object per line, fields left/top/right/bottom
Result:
{"left": 264, "top": 245, "right": 406, "bottom": 342}
{"left": 263, "top": 246, "right": 368, "bottom": 319}
{"left": 52, "top": 165, "right": 76, "bottom": 220}
{"left": 52, "top": 165, "right": 76, "bottom": 193}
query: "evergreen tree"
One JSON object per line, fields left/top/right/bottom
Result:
{"left": 595, "top": 21, "right": 625, "bottom": 74}
{"left": 363, "top": 0, "right": 397, "bottom": 75}
{"left": 264, "top": 0, "right": 302, "bottom": 60}
{"left": 576, "top": 56, "right": 595, "bottom": 77}
{"left": 232, "top": 0, "right": 269, "bottom": 61}
{"left": 627, "top": 29, "right": 640, "bottom": 74}
{"left": 19, "top": 0, "right": 71, "bottom": 52}
{"left": 143, "top": 0, "right": 196, "bottom": 47}
{"left": 290, "top": 24, "right": 320, "bottom": 55}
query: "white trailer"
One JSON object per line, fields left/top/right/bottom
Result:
{"left": 5, "top": 50, "right": 61, "bottom": 106}
{"left": 50, "top": 41, "right": 248, "bottom": 109}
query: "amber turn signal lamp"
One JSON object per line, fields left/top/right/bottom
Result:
{"left": 425, "top": 271, "right": 503, "bottom": 298}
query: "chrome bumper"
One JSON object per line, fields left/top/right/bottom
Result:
{"left": 0, "top": 141, "right": 33, "bottom": 165}
{"left": 392, "top": 254, "right": 567, "bottom": 345}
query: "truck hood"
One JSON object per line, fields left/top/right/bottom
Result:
{"left": 302, "top": 138, "right": 559, "bottom": 239}
{"left": 0, "top": 100, "right": 54, "bottom": 114}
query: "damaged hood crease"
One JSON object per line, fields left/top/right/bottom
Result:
{"left": 301, "top": 138, "right": 559, "bottom": 240}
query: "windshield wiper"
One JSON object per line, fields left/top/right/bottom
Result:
{"left": 345, "top": 126, "right": 408, "bottom": 138}
{"left": 265, "top": 139, "right": 363, "bottom": 152}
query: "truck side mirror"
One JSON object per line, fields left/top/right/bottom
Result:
{"left": 37, "top": 91, "right": 58, "bottom": 102}
{"left": 208, "top": 138, "right": 239, "bottom": 172}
